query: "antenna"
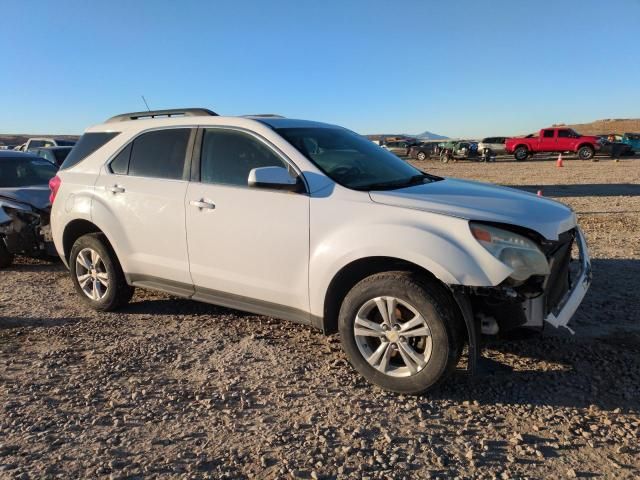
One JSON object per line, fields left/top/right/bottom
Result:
{"left": 141, "top": 95, "right": 151, "bottom": 112}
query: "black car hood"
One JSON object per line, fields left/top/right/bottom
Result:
{"left": 0, "top": 185, "right": 51, "bottom": 211}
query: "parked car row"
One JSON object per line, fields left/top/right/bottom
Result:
{"left": 6, "top": 137, "right": 76, "bottom": 167}
{"left": 381, "top": 128, "right": 639, "bottom": 163}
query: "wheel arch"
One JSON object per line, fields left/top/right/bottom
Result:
{"left": 62, "top": 219, "right": 121, "bottom": 267}
{"left": 576, "top": 142, "right": 595, "bottom": 152}
{"left": 62, "top": 219, "right": 102, "bottom": 262}
{"left": 321, "top": 256, "right": 457, "bottom": 335}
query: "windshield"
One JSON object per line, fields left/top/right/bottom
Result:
{"left": 276, "top": 127, "right": 431, "bottom": 190}
{"left": 0, "top": 157, "right": 58, "bottom": 188}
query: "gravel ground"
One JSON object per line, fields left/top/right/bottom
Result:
{"left": 1, "top": 156, "right": 639, "bottom": 479}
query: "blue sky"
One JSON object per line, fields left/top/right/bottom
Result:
{"left": 2, "top": 0, "right": 639, "bottom": 138}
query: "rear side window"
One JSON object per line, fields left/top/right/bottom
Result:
{"left": 60, "top": 132, "right": 120, "bottom": 170}
{"left": 128, "top": 129, "right": 191, "bottom": 180}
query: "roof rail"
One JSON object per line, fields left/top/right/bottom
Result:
{"left": 106, "top": 108, "right": 218, "bottom": 123}
{"left": 241, "top": 114, "right": 286, "bottom": 119}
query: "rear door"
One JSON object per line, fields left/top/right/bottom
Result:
{"left": 556, "top": 129, "right": 574, "bottom": 150}
{"left": 185, "top": 127, "right": 310, "bottom": 315}
{"left": 93, "top": 127, "right": 195, "bottom": 290}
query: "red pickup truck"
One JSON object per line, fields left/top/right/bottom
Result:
{"left": 505, "top": 128, "right": 601, "bottom": 161}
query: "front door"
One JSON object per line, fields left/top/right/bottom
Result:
{"left": 539, "top": 129, "right": 557, "bottom": 151}
{"left": 185, "top": 128, "right": 310, "bottom": 317}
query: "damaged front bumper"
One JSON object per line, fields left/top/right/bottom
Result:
{"left": 524, "top": 226, "right": 591, "bottom": 334}
{"left": 453, "top": 226, "right": 592, "bottom": 374}
{"left": 0, "top": 200, "right": 55, "bottom": 258}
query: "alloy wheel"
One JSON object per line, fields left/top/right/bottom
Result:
{"left": 354, "top": 296, "right": 433, "bottom": 377}
{"left": 75, "top": 247, "right": 109, "bottom": 300}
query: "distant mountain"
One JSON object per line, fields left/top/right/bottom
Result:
{"left": 367, "top": 130, "right": 449, "bottom": 142}
{"left": 412, "top": 131, "right": 449, "bottom": 140}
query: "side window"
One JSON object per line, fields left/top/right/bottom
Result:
{"left": 128, "top": 128, "right": 191, "bottom": 180}
{"left": 543, "top": 130, "right": 555, "bottom": 138}
{"left": 557, "top": 130, "right": 570, "bottom": 138}
{"left": 110, "top": 143, "right": 132, "bottom": 175}
{"left": 200, "top": 129, "right": 287, "bottom": 187}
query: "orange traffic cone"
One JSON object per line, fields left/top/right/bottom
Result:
{"left": 556, "top": 153, "right": 564, "bottom": 167}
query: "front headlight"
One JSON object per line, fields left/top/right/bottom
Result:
{"left": 470, "top": 222, "right": 550, "bottom": 282}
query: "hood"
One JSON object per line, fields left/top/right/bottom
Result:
{"left": 0, "top": 185, "right": 51, "bottom": 211}
{"left": 369, "top": 178, "right": 576, "bottom": 240}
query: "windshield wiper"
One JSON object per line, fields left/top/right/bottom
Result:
{"left": 359, "top": 174, "right": 429, "bottom": 191}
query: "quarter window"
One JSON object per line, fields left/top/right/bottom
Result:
{"left": 110, "top": 143, "right": 132, "bottom": 175}
{"left": 200, "top": 129, "right": 287, "bottom": 187}
{"left": 128, "top": 128, "right": 191, "bottom": 180}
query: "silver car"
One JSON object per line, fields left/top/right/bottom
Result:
{"left": 477, "top": 137, "right": 507, "bottom": 155}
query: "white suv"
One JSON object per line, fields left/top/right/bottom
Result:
{"left": 50, "top": 108, "right": 591, "bottom": 394}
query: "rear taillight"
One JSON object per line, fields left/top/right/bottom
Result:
{"left": 49, "top": 175, "right": 61, "bottom": 204}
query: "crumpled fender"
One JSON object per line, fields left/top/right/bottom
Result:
{"left": 308, "top": 216, "right": 512, "bottom": 318}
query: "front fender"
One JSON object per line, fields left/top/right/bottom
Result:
{"left": 308, "top": 215, "right": 512, "bottom": 317}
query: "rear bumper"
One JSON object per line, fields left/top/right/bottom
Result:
{"left": 543, "top": 226, "right": 591, "bottom": 333}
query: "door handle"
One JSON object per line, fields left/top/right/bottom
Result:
{"left": 190, "top": 199, "right": 216, "bottom": 210}
{"left": 109, "top": 185, "right": 125, "bottom": 194}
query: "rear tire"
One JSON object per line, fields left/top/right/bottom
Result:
{"left": 416, "top": 151, "right": 427, "bottom": 161}
{"left": 69, "top": 233, "right": 134, "bottom": 311}
{"left": 338, "top": 271, "right": 463, "bottom": 394}
{"left": 577, "top": 145, "right": 595, "bottom": 160}
{"left": 514, "top": 146, "right": 528, "bottom": 161}
{"left": 0, "top": 241, "right": 14, "bottom": 268}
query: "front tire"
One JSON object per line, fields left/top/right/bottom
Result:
{"left": 514, "top": 146, "right": 528, "bottom": 161}
{"left": 0, "top": 241, "right": 14, "bottom": 268}
{"left": 338, "top": 271, "right": 463, "bottom": 394}
{"left": 577, "top": 145, "right": 595, "bottom": 160}
{"left": 69, "top": 233, "right": 133, "bottom": 311}
{"left": 416, "top": 151, "right": 427, "bottom": 161}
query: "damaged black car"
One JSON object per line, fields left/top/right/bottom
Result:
{"left": 0, "top": 151, "right": 58, "bottom": 268}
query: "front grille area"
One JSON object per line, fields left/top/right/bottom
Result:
{"left": 543, "top": 228, "right": 576, "bottom": 315}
